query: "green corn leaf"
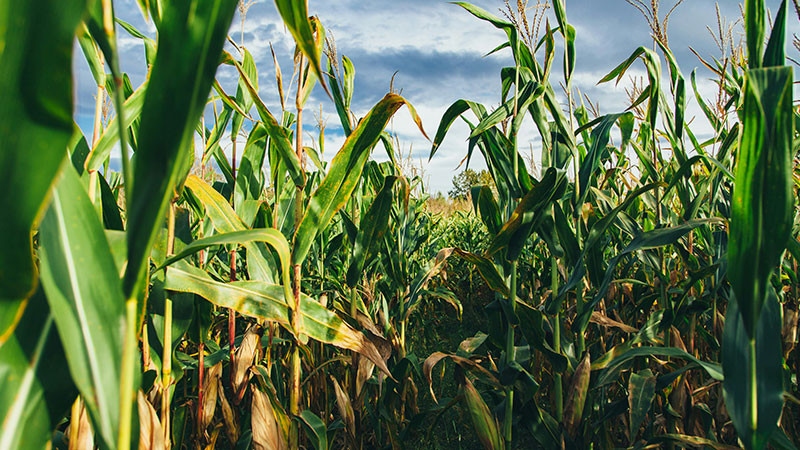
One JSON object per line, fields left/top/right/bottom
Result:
{"left": 234, "top": 124, "right": 269, "bottom": 215}
{"left": 628, "top": 369, "right": 656, "bottom": 439}
{"left": 230, "top": 56, "right": 305, "bottom": 188}
{"left": 577, "top": 113, "right": 632, "bottom": 209}
{"left": 305, "top": 145, "right": 325, "bottom": 172}
{"left": 469, "top": 81, "right": 544, "bottom": 139}
{"left": 746, "top": 0, "right": 766, "bottom": 68}
{"left": 292, "top": 93, "right": 427, "bottom": 265}
{"left": 116, "top": 19, "right": 157, "bottom": 66}
{"left": 653, "top": 434, "right": 740, "bottom": 450}
{"left": 575, "top": 218, "right": 721, "bottom": 332}
{"left": 85, "top": 82, "right": 148, "bottom": 172}
{"left": 515, "top": 301, "right": 567, "bottom": 371}
{"left": 454, "top": 1, "right": 536, "bottom": 73}
{"left": 429, "top": 99, "right": 486, "bottom": 160}
{"left": 562, "top": 24, "right": 576, "bottom": 84}
{"left": 763, "top": 1, "right": 787, "bottom": 67}
{"left": 723, "top": 291, "right": 784, "bottom": 450}
{"left": 83, "top": 1, "right": 118, "bottom": 82}
{"left": 77, "top": 23, "right": 106, "bottom": 87}
{"left": 273, "top": 0, "right": 330, "bottom": 98}
{"left": 212, "top": 78, "right": 251, "bottom": 119}
{"left": 552, "top": 0, "right": 567, "bottom": 31}
{"left": 38, "top": 166, "right": 127, "bottom": 450}
{"left": 468, "top": 126, "right": 532, "bottom": 199}
{"left": 346, "top": 176, "right": 397, "bottom": 287}
{"left": 454, "top": 249, "right": 511, "bottom": 297}
{"left": 402, "top": 248, "right": 458, "bottom": 321}
{"left": 0, "top": 289, "right": 76, "bottom": 450}
{"left": 582, "top": 183, "right": 662, "bottom": 253}
{"left": 596, "top": 346, "right": 723, "bottom": 387}
{"left": 342, "top": 55, "right": 355, "bottom": 109}
{"left": 0, "top": 302, "right": 25, "bottom": 348}
{"left": 202, "top": 104, "right": 233, "bottom": 165}
{"left": 232, "top": 47, "right": 258, "bottom": 135}
{"left": 184, "top": 175, "right": 277, "bottom": 283}
{"left": 599, "top": 47, "right": 661, "bottom": 130}
{"left": 461, "top": 377, "right": 505, "bottom": 450}
{"left": 729, "top": 67, "right": 793, "bottom": 337}
{"left": 124, "top": 0, "right": 239, "bottom": 299}
{"left": 0, "top": 0, "right": 87, "bottom": 306}
{"left": 156, "top": 228, "right": 292, "bottom": 302}
{"left": 297, "top": 410, "right": 328, "bottom": 450}
{"left": 546, "top": 183, "right": 660, "bottom": 314}
{"left": 147, "top": 0, "right": 163, "bottom": 29}
{"left": 326, "top": 56, "right": 355, "bottom": 135}
{"left": 768, "top": 429, "right": 799, "bottom": 450}
{"left": 99, "top": 172, "right": 125, "bottom": 231}
{"left": 471, "top": 185, "right": 503, "bottom": 236}
{"left": 164, "top": 261, "right": 390, "bottom": 376}
{"left": 486, "top": 168, "right": 567, "bottom": 260}
{"left": 553, "top": 202, "right": 580, "bottom": 266}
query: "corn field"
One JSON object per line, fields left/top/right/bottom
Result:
{"left": 1, "top": 0, "right": 800, "bottom": 449}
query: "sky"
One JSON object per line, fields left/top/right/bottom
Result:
{"left": 73, "top": 0, "right": 800, "bottom": 194}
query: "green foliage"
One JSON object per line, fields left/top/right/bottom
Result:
{"left": 449, "top": 169, "right": 494, "bottom": 200}
{"left": 0, "top": 0, "right": 87, "bottom": 308}
{"left": 0, "top": 1, "right": 799, "bottom": 449}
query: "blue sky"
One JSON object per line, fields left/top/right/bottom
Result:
{"left": 73, "top": 0, "right": 799, "bottom": 193}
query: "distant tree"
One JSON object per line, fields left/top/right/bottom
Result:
{"left": 448, "top": 169, "right": 494, "bottom": 200}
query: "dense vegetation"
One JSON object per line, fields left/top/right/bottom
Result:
{"left": 1, "top": 0, "right": 799, "bottom": 449}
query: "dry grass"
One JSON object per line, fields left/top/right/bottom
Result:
{"left": 425, "top": 196, "right": 472, "bottom": 216}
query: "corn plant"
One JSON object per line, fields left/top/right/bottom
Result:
{"left": 2, "top": 0, "right": 800, "bottom": 449}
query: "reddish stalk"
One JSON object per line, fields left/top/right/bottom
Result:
{"left": 196, "top": 342, "right": 205, "bottom": 438}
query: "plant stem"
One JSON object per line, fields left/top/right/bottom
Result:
{"left": 504, "top": 261, "right": 518, "bottom": 444}
{"left": 196, "top": 341, "right": 205, "bottom": 436}
{"left": 88, "top": 65, "right": 105, "bottom": 204}
{"left": 118, "top": 297, "right": 138, "bottom": 450}
{"left": 112, "top": 74, "right": 132, "bottom": 199}
{"left": 502, "top": 34, "right": 522, "bottom": 444}
{"left": 750, "top": 337, "right": 758, "bottom": 435}
{"left": 228, "top": 249, "right": 236, "bottom": 386}
{"left": 552, "top": 255, "right": 563, "bottom": 422}
{"left": 575, "top": 218, "right": 585, "bottom": 356}
{"left": 229, "top": 124, "right": 238, "bottom": 390}
{"left": 161, "top": 201, "right": 176, "bottom": 448}
{"left": 288, "top": 48, "right": 307, "bottom": 450}
{"left": 289, "top": 342, "right": 301, "bottom": 449}
{"left": 350, "top": 286, "right": 358, "bottom": 319}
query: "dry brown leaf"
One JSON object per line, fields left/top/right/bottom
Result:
{"left": 137, "top": 390, "right": 165, "bottom": 450}
{"left": 668, "top": 375, "right": 690, "bottom": 433}
{"left": 589, "top": 311, "right": 638, "bottom": 333}
{"left": 355, "top": 355, "right": 374, "bottom": 398}
{"left": 670, "top": 326, "right": 687, "bottom": 352}
{"left": 201, "top": 363, "right": 223, "bottom": 431}
{"left": 269, "top": 42, "right": 285, "bottom": 111}
{"left": 251, "top": 388, "right": 287, "bottom": 450}
{"left": 783, "top": 306, "right": 797, "bottom": 358}
{"left": 423, "top": 352, "right": 450, "bottom": 404}
{"left": 331, "top": 376, "right": 355, "bottom": 438}
{"left": 423, "top": 352, "right": 501, "bottom": 405}
{"left": 218, "top": 379, "right": 239, "bottom": 445}
{"left": 354, "top": 310, "right": 384, "bottom": 338}
{"left": 68, "top": 398, "right": 94, "bottom": 450}
{"left": 355, "top": 331, "right": 392, "bottom": 397}
{"left": 203, "top": 427, "right": 221, "bottom": 450}
{"left": 233, "top": 325, "right": 260, "bottom": 399}
{"left": 563, "top": 353, "right": 591, "bottom": 438}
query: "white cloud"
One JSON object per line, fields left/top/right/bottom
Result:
{"left": 74, "top": 0, "right": 799, "bottom": 195}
